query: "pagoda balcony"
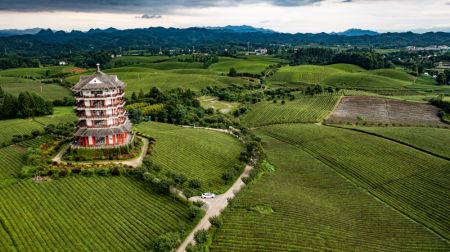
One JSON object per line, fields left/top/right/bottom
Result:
{"left": 74, "top": 101, "right": 126, "bottom": 110}
{"left": 76, "top": 110, "right": 126, "bottom": 119}
{"left": 75, "top": 92, "right": 124, "bottom": 100}
{"left": 77, "top": 119, "right": 129, "bottom": 128}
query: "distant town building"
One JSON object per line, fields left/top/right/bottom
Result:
{"left": 72, "top": 64, "right": 132, "bottom": 148}
{"left": 59, "top": 61, "right": 67, "bottom": 66}
{"left": 436, "top": 61, "right": 450, "bottom": 69}
{"left": 254, "top": 48, "right": 268, "bottom": 55}
{"left": 406, "top": 45, "right": 449, "bottom": 51}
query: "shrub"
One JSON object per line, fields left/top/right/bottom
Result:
{"left": 186, "top": 244, "right": 207, "bottom": 252}
{"left": 152, "top": 232, "right": 180, "bottom": 252}
{"left": 31, "top": 129, "right": 42, "bottom": 137}
{"left": 80, "top": 168, "right": 94, "bottom": 177}
{"left": 188, "top": 179, "right": 202, "bottom": 189}
{"left": 194, "top": 229, "right": 208, "bottom": 244}
{"left": 111, "top": 167, "right": 121, "bottom": 176}
{"left": 96, "top": 168, "right": 110, "bottom": 176}
{"left": 188, "top": 205, "right": 202, "bottom": 220}
{"left": 183, "top": 188, "right": 195, "bottom": 199}
{"left": 20, "top": 166, "right": 37, "bottom": 178}
{"left": 209, "top": 215, "right": 223, "bottom": 228}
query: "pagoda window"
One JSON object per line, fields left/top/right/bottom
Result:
{"left": 96, "top": 137, "right": 106, "bottom": 145}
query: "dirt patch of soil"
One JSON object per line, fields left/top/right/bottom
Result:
{"left": 64, "top": 67, "right": 87, "bottom": 74}
{"left": 325, "top": 96, "right": 447, "bottom": 127}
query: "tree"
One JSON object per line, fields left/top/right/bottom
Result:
{"left": 444, "top": 70, "right": 450, "bottom": 85}
{"left": 194, "top": 229, "right": 208, "bottom": 244}
{"left": 228, "top": 67, "right": 237, "bottom": 77}
{"left": 131, "top": 91, "right": 137, "bottom": 101}
{"left": 138, "top": 88, "right": 145, "bottom": 99}
{"left": 1, "top": 93, "right": 18, "bottom": 118}
{"left": 436, "top": 73, "right": 447, "bottom": 85}
{"left": 152, "top": 232, "right": 180, "bottom": 252}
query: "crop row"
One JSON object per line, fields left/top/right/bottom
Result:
{"left": 259, "top": 124, "right": 450, "bottom": 239}
{"left": 210, "top": 128, "right": 450, "bottom": 251}
{"left": 135, "top": 122, "right": 243, "bottom": 193}
{"left": 242, "top": 95, "right": 339, "bottom": 127}
{"left": 0, "top": 146, "right": 24, "bottom": 180}
{"left": 0, "top": 177, "right": 192, "bottom": 251}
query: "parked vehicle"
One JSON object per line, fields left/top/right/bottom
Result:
{"left": 201, "top": 192, "right": 216, "bottom": 199}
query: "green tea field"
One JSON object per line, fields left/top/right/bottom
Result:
{"left": 0, "top": 107, "right": 76, "bottom": 146}
{"left": 0, "top": 76, "right": 72, "bottom": 100}
{"left": 347, "top": 126, "right": 450, "bottom": 159}
{"left": 210, "top": 125, "right": 450, "bottom": 251}
{"left": 0, "top": 177, "right": 194, "bottom": 251}
{"left": 135, "top": 122, "right": 244, "bottom": 193}
{"left": 241, "top": 95, "right": 339, "bottom": 127}
{"left": 259, "top": 124, "right": 450, "bottom": 239}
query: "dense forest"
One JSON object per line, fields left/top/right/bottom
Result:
{"left": 289, "top": 48, "right": 390, "bottom": 69}
{"left": 0, "top": 27, "right": 449, "bottom": 58}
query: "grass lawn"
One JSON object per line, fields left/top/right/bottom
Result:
{"left": 0, "top": 176, "right": 194, "bottom": 251}
{"left": 134, "top": 122, "right": 244, "bottom": 193}
{"left": 210, "top": 126, "right": 450, "bottom": 251}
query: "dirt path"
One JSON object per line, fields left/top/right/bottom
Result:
{"left": 52, "top": 136, "right": 149, "bottom": 168}
{"left": 176, "top": 163, "right": 254, "bottom": 252}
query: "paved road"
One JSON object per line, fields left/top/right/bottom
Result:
{"left": 51, "top": 136, "right": 149, "bottom": 168}
{"left": 176, "top": 163, "right": 254, "bottom": 252}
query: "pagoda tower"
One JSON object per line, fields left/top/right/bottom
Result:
{"left": 72, "top": 64, "right": 132, "bottom": 148}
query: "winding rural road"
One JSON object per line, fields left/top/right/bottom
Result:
{"left": 176, "top": 163, "right": 254, "bottom": 252}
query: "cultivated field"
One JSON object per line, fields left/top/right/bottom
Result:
{"left": 198, "top": 96, "right": 240, "bottom": 114}
{"left": 347, "top": 126, "right": 450, "bottom": 159}
{"left": 0, "top": 107, "right": 76, "bottom": 146}
{"left": 241, "top": 95, "right": 339, "bottom": 127}
{"left": 210, "top": 126, "right": 450, "bottom": 251}
{"left": 66, "top": 67, "right": 249, "bottom": 96}
{"left": 0, "top": 145, "right": 25, "bottom": 180}
{"left": 259, "top": 124, "right": 450, "bottom": 240}
{"left": 0, "top": 76, "right": 72, "bottom": 100}
{"left": 325, "top": 96, "right": 447, "bottom": 126}
{"left": 0, "top": 177, "right": 194, "bottom": 251}
{"left": 134, "top": 122, "right": 244, "bottom": 193}
{"left": 209, "top": 56, "right": 285, "bottom": 75}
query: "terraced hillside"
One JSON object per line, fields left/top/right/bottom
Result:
{"left": 210, "top": 126, "right": 450, "bottom": 251}
{"left": 0, "top": 177, "right": 194, "bottom": 251}
{"left": 135, "top": 122, "right": 244, "bottom": 193}
{"left": 325, "top": 96, "right": 447, "bottom": 126}
{"left": 241, "top": 95, "right": 339, "bottom": 127}
{"left": 259, "top": 124, "right": 450, "bottom": 239}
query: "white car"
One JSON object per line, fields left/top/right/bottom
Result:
{"left": 201, "top": 192, "right": 216, "bottom": 199}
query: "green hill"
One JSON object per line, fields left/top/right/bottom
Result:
{"left": 0, "top": 76, "right": 72, "bottom": 100}
{"left": 135, "top": 122, "right": 244, "bottom": 193}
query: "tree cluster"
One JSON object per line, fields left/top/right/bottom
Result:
{"left": 290, "top": 48, "right": 390, "bottom": 70}
{"left": 436, "top": 70, "right": 450, "bottom": 85}
{"left": 0, "top": 87, "right": 53, "bottom": 119}
{"left": 0, "top": 54, "right": 40, "bottom": 70}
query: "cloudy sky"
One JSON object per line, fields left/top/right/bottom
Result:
{"left": 0, "top": 0, "right": 449, "bottom": 33}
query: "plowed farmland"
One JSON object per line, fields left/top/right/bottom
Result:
{"left": 325, "top": 96, "right": 447, "bottom": 126}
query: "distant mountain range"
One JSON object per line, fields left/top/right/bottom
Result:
{"left": 334, "top": 28, "right": 379, "bottom": 36}
{"left": 204, "top": 25, "right": 276, "bottom": 34}
{"left": 0, "top": 28, "right": 43, "bottom": 37}
{"left": 0, "top": 26, "right": 449, "bottom": 56}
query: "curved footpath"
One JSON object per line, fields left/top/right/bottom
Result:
{"left": 52, "top": 136, "right": 149, "bottom": 168}
{"left": 176, "top": 163, "right": 254, "bottom": 252}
